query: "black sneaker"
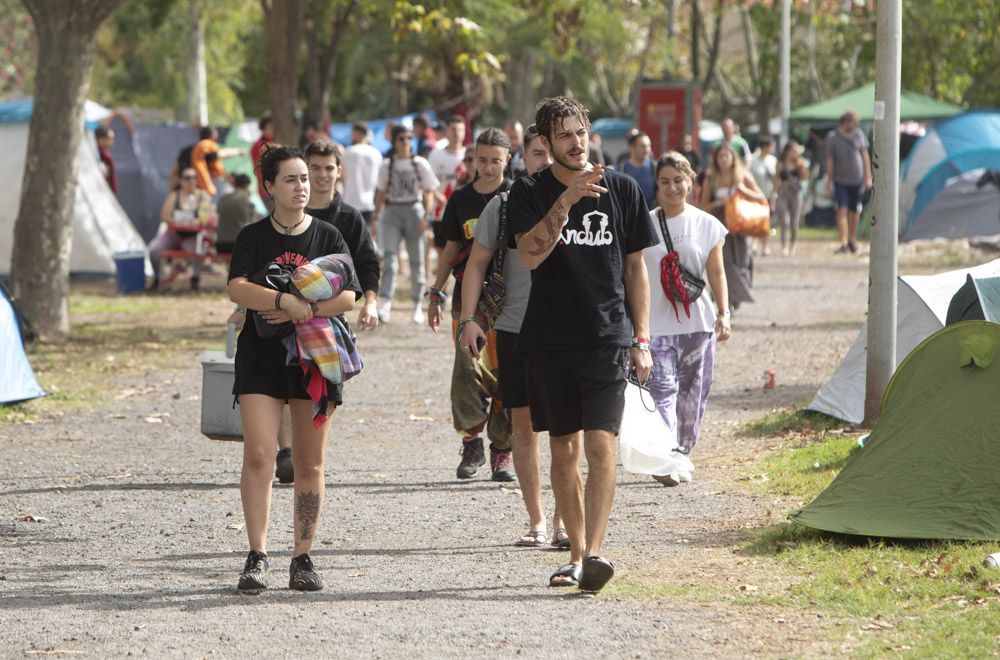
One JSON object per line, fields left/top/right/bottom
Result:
{"left": 490, "top": 445, "right": 516, "bottom": 482}
{"left": 456, "top": 437, "right": 486, "bottom": 479}
{"left": 237, "top": 550, "right": 269, "bottom": 593}
{"left": 275, "top": 447, "right": 294, "bottom": 484}
{"left": 289, "top": 553, "right": 324, "bottom": 591}
{"left": 848, "top": 241, "right": 859, "bottom": 254}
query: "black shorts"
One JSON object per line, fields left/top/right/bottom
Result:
{"left": 431, "top": 220, "right": 447, "bottom": 248}
{"left": 235, "top": 338, "right": 344, "bottom": 407}
{"left": 524, "top": 346, "right": 629, "bottom": 437}
{"left": 496, "top": 330, "right": 529, "bottom": 409}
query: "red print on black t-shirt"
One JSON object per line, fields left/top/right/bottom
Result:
{"left": 275, "top": 251, "right": 310, "bottom": 269}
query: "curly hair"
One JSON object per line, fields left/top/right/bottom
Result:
{"left": 258, "top": 144, "right": 304, "bottom": 185}
{"left": 534, "top": 96, "right": 591, "bottom": 143}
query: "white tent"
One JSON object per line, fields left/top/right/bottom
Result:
{"left": 0, "top": 122, "right": 148, "bottom": 275}
{"left": 808, "top": 259, "right": 1000, "bottom": 424}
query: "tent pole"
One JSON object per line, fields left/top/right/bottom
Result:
{"left": 864, "top": 0, "right": 902, "bottom": 425}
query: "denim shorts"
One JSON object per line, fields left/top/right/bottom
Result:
{"left": 833, "top": 182, "right": 865, "bottom": 213}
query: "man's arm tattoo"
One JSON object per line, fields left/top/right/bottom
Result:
{"left": 295, "top": 490, "right": 321, "bottom": 540}
{"left": 526, "top": 199, "right": 568, "bottom": 256}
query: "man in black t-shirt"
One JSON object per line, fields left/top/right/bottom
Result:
{"left": 510, "top": 97, "right": 657, "bottom": 593}
{"left": 427, "top": 128, "right": 514, "bottom": 482}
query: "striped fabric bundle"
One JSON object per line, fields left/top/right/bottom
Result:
{"left": 283, "top": 254, "right": 363, "bottom": 428}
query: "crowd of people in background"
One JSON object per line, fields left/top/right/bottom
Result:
{"left": 87, "top": 100, "right": 872, "bottom": 597}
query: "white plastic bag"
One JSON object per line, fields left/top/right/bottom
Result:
{"left": 618, "top": 382, "right": 694, "bottom": 477}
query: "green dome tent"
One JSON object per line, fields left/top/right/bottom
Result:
{"left": 790, "top": 321, "right": 1000, "bottom": 541}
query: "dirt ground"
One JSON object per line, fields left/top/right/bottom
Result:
{"left": 0, "top": 238, "right": 981, "bottom": 658}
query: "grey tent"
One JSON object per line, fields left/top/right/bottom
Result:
{"left": 946, "top": 274, "right": 1000, "bottom": 324}
{"left": 901, "top": 169, "right": 1000, "bottom": 242}
{"left": 108, "top": 118, "right": 200, "bottom": 243}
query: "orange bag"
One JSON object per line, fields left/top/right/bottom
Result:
{"left": 724, "top": 192, "right": 771, "bottom": 237}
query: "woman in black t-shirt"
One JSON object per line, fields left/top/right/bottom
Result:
{"left": 227, "top": 146, "right": 358, "bottom": 594}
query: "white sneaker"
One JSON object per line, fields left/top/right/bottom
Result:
{"left": 653, "top": 472, "right": 681, "bottom": 487}
{"left": 411, "top": 305, "right": 425, "bottom": 324}
{"left": 677, "top": 469, "right": 693, "bottom": 483}
{"left": 378, "top": 299, "right": 392, "bottom": 323}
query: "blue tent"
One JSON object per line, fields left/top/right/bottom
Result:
{"left": 0, "top": 282, "right": 44, "bottom": 405}
{"left": 899, "top": 111, "right": 1000, "bottom": 240}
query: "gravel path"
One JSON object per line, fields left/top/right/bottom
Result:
{"left": 0, "top": 240, "right": 873, "bottom": 658}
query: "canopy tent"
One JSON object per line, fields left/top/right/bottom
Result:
{"left": 791, "top": 84, "right": 963, "bottom": 122}
{"left": 0, "top": 281, "right": 44, "bottom": 405}
{"left": 0, "top": 100, "right": 148, "bottom": 275}
{"left": 792, "top": 321, "right": 1000, "bottom": 541}
{"left": 946, "top": 275, "right": 1000, "bottom": 325}
{"left": 808, "top": 259, "right": 1000, "bottom": 424}
{"left": 898, "top": 111, "right": 1000, "bottom": 241}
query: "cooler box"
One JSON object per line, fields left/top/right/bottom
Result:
{"left": 201, "top": 350, "right": 243, "bottom": 440}
{"left": 114, "top": 250, "right": 146, "bottom": 293}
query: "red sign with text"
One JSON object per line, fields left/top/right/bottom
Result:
{"left": 637, "top": 84, "right": 701, "bottom": 156}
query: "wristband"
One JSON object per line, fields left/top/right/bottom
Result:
{"left": 426, "top": 287, "right": 448, "bottom": 306}
{"left": 718, "top": 309, "right": 731, "bottom": 317}
{"left": 275, "top": 292, "right": 283, "bottom": 310}
{"left": 309, "top": 302, "right": 319, "bottom": 313}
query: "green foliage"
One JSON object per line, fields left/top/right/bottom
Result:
{"left": 73, "top": 0, "right": 1000, "bottom": 132}
{"left": 91, "top": 0, "right": 260, "bottom": 124}
{"left": 903, "top": 0, "right": 1000, "bottom": 107}
{"left": 0, "top": 0, "right": 36, "bottom": 99}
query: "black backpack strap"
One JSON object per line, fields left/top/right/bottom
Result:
{"left": 657, "top": 207, "right": 675, "bottom": 253}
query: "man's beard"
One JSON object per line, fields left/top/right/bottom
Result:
{"left": 552, "top": 148, "right": 587, "bottom": 172}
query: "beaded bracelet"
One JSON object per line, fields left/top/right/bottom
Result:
{"left": 274, "top": 292, "right": 284, "bottom": 310}
{"left": 426, "top": 287, "right": 448, "bottom": 306}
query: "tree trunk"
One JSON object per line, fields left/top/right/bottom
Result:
{"left": 700, "top": 0, "right": 725, "bottom": 96}
{"left": 304, "top": 0, "right": 356, "bottom": 129}
{"left": 11, "top": 0, "right": 123, "bottom": 341}
{"left": 505, "top": 49, "right": 537, "bottom": 125}
{"left": 185, "top": 0, "right": 208, "bottom": 125}
{"left": 261, "top": 0, "right": 303, "bottom": 146}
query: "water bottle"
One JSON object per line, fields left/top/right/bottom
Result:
{"left": 225, "top": 323, "right": 236, "bottom": 358}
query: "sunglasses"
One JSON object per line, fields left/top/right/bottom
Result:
{"left": 181, "top": 174, "right": 197, "bottom": 180}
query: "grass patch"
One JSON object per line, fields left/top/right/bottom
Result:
{"left": 741, "top": 407, "right": 846, "bottom": 437}
{"left": 733, "top": 407, "right": 1000, "bottom": 655}
{"left": 2, "top": 290, "right": 230, "bottom": 424}
{"left": 745, "top": 525, "right": 1000, "bottom": 656}
{"left": 797, "top": 225, "right": 839, "bottom": 242}
{"left": 753, "top": 433, "right": 859, "bottom": 498}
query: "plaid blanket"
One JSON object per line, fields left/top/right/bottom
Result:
{"left": 282, "top": 254, "right": 363, "bottom": 428}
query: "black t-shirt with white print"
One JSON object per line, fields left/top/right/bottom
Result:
{"left": 508, "top": 166, "right": 658, "bottom": 352}
{"left": 227, "top": 217, "right": 361, "bottom": 392}
{"left": 441, "top": 178, "right": 511, "bottom": 313}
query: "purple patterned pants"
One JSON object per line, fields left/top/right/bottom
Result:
{"left": 648, "top": 332, "right": 716, "bottom": 454}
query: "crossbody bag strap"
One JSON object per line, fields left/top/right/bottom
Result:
{"left": 493, "top": 192, "right": 509, "bottom": 270}
{"left": 657, "top": 207, "right": 676, "bottom": 254}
